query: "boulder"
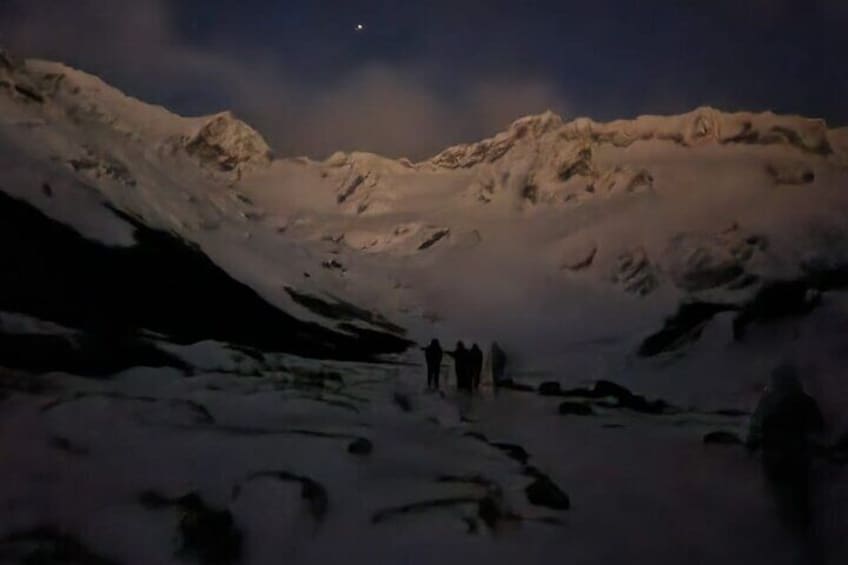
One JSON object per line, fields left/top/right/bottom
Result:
{"left": 347, "top": 437, "right": 373, "bottom": 455}
{"left": 703, "top": 430, "right": 744, "bottom": 445}
{"left": 558, "top": 401, "right": 594, "bottom": 416}
{"left": 525, "top": 475, "right": 570, "bottom": 510}
{"left": 538, "top": 381, "right": 563, "bottom": 396}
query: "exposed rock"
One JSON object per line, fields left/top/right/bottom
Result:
{"left": 431, "top": 111, "right": 563, "bottom": 169}
{"left": 490, "top": 442, "right": 530, "bottom": 464}
{"left": 371, "top": 496, "right": 482, "bottom": 525}
{"left": 525, "top": 474, "right": 570, "bottom": 510}
{"left": 560, "top": 239, "right": 598, "bottom": 271}
{"left": 337, "top": 173, "right": 365, "bottom": 204}
{"left": 418, "top": 228, "right": 450, "bottom": 251}
{"left": 393, "top": 391, "right": 413, "bottom": 412}
{"left": 0, "top": 527, "right": 118, "bottom": 565}
{"left": 234, "top": 471, "right": 329, "bottom": 522}
{"left": 639, "top": 302, "right": 737, "bottom": 357}
{"left": 703, "top": 431, "right": 744, "bottom": 445}
{"left": 766, "top": 161, "right": 816, "bottom": 185}
{"left": 538, "top": 381, "right": 563, "bottom": 396}
{"left": 558, "top": 401, "right": 594, "bottom": 416}
{"left": 0, "top": 325, "right": 192, "bottom": 377}
{"left": 183, "top": 112, "right": 272, "bottom": 174}
{"left": 611, "top": 247, "right": 659, "bottom": 296}
{"left": 733, "top": 280, "right": 820, "bottom": 339}
{"left": 140, "top": 491, "right": 242, "bottom": 565}
{"left": 591, "top": 166, "right": 654, "bottom": 196}
{"left": 67, "top": 147, "right": 136, "bottom": 187}
{"left": 324, "top": 151, "right": 348, "bottom": 167}
{"left": 49, "top": 436, "right": 90, "bottom": 456}
{"left": 664, "top": 227, "right": 762, "bottom": 292}
{"left": 0, "top": 191, "right": 408, "bottom": 362}
{"left": 347, "top": 437, "right": 373, "bottom": 455}
{"left": 0, "top": 48, "right": 16, "bottom": 71}
{"left": 560, "top": 380, "right": 673, "bottom": 415}
{"left": 799, "top": 221, "right": 848, "bottom": 290}
{"left": 497, "top": 378, "right": 535, "bottom": 392}
{"left": 321, "top": 258, "right": 345, "bottom": 271}
{"left": 283, "top": 287, "right": 407, "bottom": 336}
{"left": 557, "top": 145, "right": 593, "bottom": 181}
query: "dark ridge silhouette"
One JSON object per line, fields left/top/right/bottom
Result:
{"left": 732, "top": 280, "right": 820, "bottom": 340}
{"left": 283, "top": 286, "right": 407, "bottom": 335}
{"left": 640, "top": 276, "right": 840, "bottom": 356}
{"left": 0, "top": 330, "right": 190, "bottom": 377}
{"left": 0, "top": 190, "right": 409, "bottom": 360}
{"left": 638, "top": 302, "right": 738, "bottom": 356}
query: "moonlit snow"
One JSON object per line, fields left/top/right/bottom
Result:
{"left": 1, "top": 49, "right": 847, "bottom": 564}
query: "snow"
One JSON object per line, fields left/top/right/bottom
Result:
{"left": 1, "top": 51, "right": 848, "bottom": 563}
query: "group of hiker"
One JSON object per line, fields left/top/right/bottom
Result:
{"left": 422, "top": 339, "right": 507, "bottom": 392}
{"left": 421, "top": 340, "right": 832, "bottom": 544}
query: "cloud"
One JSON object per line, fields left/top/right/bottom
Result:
{"left": 0, "top": 0, "right": 569, "bottom": 159}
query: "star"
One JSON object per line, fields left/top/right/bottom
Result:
{"left": 355, "top": 24, "right": 365, "bottom": 32}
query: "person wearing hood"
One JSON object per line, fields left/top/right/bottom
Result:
{"left": 422, "top": 339, "right": 443, "bottom": 390}
{"left": 446, "top": 341, "right": 471, "bottom": 391}
{"left": 469, "top": 344, "right": 484, "bottom": 390}
{"left": 747, "top": 362, "right": 824, "bottom": 532}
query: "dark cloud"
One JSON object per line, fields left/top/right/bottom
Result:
{"left": 0, "top": 0, "right": 568, "bottom": 159}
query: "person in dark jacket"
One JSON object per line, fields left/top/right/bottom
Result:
{"left": 422, "top": 339, "right": 443, "bottom": 390}
{"left": 490, "top": 342, "right": 507, "bottom": 387}
{"left": 447, "top": 341, "right": 471, "bottom": 391}
{"left": 747, "top": 363, "right": 824, "bottom": 533}
{"left": 469, "top": 344, "right": 484, "bottom": 390}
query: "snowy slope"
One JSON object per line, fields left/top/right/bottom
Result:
{"left": 2, "top": 50, "right": 848, "bottom": 564}
{"left": 3, "top": 47, "right": 848, "bottom": 403}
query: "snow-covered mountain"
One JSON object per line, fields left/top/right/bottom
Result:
{"left": 2, "top": 50, "right": 848, "bottom": 564}
{"left": 4, "top": 46, "right": 848, "bottom": 395}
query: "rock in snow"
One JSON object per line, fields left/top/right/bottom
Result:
{"left": 183, "top": 112, "right": 273, "bottom": 174}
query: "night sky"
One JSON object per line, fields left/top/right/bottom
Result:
{"left": 1, "top": 0, "right": 846, "bottom": 159}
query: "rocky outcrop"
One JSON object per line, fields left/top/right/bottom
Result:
{"left": 67, "top": 146, "right": 136, "bottom": 186}
{"left": 558, "top": 107, "right": 832, "bottom": 155}
{"left": 429, "top": 107, "right": 835, "bottom": 175}
{"left": 343, "top": 223, "right": 452, "bottom": 255}
{"left": 664, "top": 225, "right": 764, "bottom": 293}
{"left": 611, "top": 247, "right": 659, "bottom": 296}
{"left": 0, "top": 48, "right": 45, "bottom": 104}
{"left": 183, "top": 112, "right": 273, "bottom": 174}
{"left": 766, "top": 160, "right": 816, "bottom": 185}
{"left": 323, "top": 152, "right": 412, "bottom": 214}
{"left": 430, "top": 111, "right": 563, "bottom": 169}
{"left": 560, "top": 239, "right": 598, "bottom": 271}
{"left": 638, "top": 302, "right": 737, "bottom": 357}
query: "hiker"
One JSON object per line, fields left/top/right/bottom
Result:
{"left": 447, "top": 341, "right": 471, "bottom": 391}
{"left": 490, "top": 342, "right": 507, "bottom": 387}
{"left": 747, "top": 363, "right": 824, "bottom": 532}
{"left": 422, "top": 339, "right": 443, "bottom": 390}
{"left": 469, "top": 344, "right": 484, "bottom": 390}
